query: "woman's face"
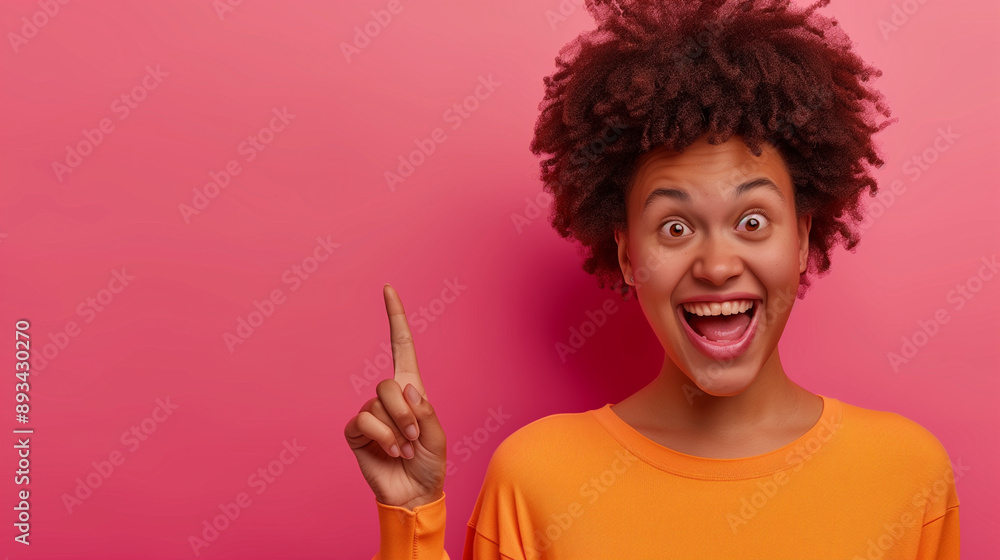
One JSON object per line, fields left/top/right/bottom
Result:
{"left": 614, "top": 133, "right": 811, "bottom": 396}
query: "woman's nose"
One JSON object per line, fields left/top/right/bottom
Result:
{"left": 690, "top": 234, "right": 745, "bottom": 286}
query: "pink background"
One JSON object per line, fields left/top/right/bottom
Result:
{"left": 0, "top": 0, "right": 996, "bottom": 558}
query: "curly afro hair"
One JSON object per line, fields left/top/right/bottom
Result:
{"left": 529, "top": 0, "right": 895, "bottom": 300}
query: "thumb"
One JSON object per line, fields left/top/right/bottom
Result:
{"left": 404, "top": 383, "right": 446, "bottom": 453}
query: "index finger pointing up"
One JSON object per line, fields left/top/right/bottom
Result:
{"left": 383, "top": 283, "right": 426, "bottom": 398}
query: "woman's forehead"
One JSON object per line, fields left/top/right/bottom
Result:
{"left": 628, "top": 138, "right": 791, "bottom": 205}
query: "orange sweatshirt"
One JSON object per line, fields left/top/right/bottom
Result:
{"left": 373, "top": 394, "right": 960, "bottom": 559}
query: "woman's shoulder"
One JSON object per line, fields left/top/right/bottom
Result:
{"left": 834, "top": 396, "right": 956, "bottom": 469}
{"left": 833, "top": 396, "right": 964, "bottom": 519}
{"left": 501, "top": 404, "right": 604, "bottom": 447}
{"left": 480, "top": 405, "right": 608, "bottom": 481}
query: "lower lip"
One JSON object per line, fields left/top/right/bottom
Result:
{"left": 676, "top": 301, "right": 761, "bottom": 361}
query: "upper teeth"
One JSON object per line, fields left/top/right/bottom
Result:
{"left": 682, "top": 299, "right": 754, "bottom": 316}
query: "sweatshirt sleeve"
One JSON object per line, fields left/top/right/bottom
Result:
{"left": 913, "top": 438, "right": 962, "bottom": 560}
{"left": 916, "top": 505, "right": 960, "bottom": 560}
{"left": 372, "top": 492, "right": 451, "bottom": 560}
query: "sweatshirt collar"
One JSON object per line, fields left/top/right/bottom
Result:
{"left": 590, "top": 394, "right": 844, "bottom": 480}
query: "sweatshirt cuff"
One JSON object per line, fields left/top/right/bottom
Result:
{"left": 376, "top": 492, "right": 447, "bottom": 559}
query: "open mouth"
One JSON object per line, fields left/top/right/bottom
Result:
{"left": 676, "top": 299, "right": 761, "bottom": 360}
{"left": 682, "top": 300, "right": 756, "bottom": 341}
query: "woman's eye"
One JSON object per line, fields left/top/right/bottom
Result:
{"left": 662, "top": 221, "right": 692, "bottom": 238}
{"left": 737, "top": 213, "right": 768, "bottom": 232}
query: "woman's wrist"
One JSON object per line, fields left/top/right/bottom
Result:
{"left": 375, "top": 488, "right": 445, "bottom": 512}
{"left": 398, "top": 488, "right": 444, "bottom": 512}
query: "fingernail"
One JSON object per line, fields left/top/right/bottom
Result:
{"left": 405, "top": 384, "right": 421, "bottom": 406}
{"left": 404, "top": 425, "right": 418, "bottom": 440}
{"left": 389, "top": 444, "right": 399, "bottom": 457}
{"left": 401, "top": 442, "right": 414, "bottom": 458}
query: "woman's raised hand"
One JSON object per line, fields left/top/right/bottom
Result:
{"left": 344, "top": 284, "right": 448, "bottom": 511}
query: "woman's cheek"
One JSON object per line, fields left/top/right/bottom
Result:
{"left": 639, "top": 281, "right": 683, "bottom": 347}
{"left": 636, "top": 287, "right": 671, "bottom": 337}
{"left": 754, "top": 242, "right": 799, "bottom": 283}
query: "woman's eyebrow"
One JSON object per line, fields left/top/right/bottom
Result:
{"left": 641, "top": 177, "right": 786, "bottom": 215}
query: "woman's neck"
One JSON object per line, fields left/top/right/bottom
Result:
{"left": 611, "top": 349, "right": 823, "bottom": 455}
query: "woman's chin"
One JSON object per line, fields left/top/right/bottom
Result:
{"left": 686, "top": 366, "right": 758, "bottom": 397}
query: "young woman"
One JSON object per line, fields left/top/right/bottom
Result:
{"left": 344, "top": 0, "right": 961, "bottom": 558}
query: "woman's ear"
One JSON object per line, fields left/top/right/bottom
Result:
{"left": 798, "top": 214, "right": 812, "bottom": 274}
{"left": 614, "top": 228, "right": 633, "bottom": 284}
